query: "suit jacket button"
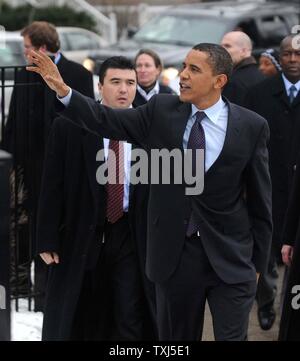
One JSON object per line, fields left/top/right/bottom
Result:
{"left": 294, "top": 164, "right": 297, "bottom": 171}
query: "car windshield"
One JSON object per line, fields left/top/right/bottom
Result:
{"left": 0, "top": 40, "right": 25, "bottom": 81}
{"left": 134, "top": 14, "right": 231, "bottom": 46}
{"left": 0, "top": 40, "right": 25, "bottom": 67}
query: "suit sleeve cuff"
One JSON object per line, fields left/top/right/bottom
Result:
{"left": 57, "top": 88, "right": 72, "bottom": 106}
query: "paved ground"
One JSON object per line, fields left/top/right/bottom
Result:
{"left": 11, "top": 266, "right": 285, "bottom": 341}
{"left": 202, "top": 265, "right": 285, "bottom": 341}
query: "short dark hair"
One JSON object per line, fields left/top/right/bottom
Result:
{"left": 279, "top": 34, "right": 297, "bottom": 53}
{"left": 135, "top": 49, "right": 163, "bottom": 69}
{"left": 192, "top": 43, "right": 233, "bottom": 80}
{"left": 98, "top": 56, "right": 136, "bottom": 84}
{"left": 21, "top": 21, "right": 60, "bottom": 53}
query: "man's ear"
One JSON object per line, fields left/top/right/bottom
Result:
{"left": 214, "top": 74, "right": 228, "bottom": 89}
{"left": 98, "top": 82, "right": 103, "bottom": 94}
{"left": 39, "top": 45, "right": 47, "bottom": 53}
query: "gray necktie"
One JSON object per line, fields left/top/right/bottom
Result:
{"left": 186, "top": 111, "right": 206, "bottom": 237}
{"left": 289, "top": 85, "right": 297, "bottom": 104}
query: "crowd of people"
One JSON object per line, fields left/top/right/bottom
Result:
{"left": 1, "top": 20, "right": 300, "bottom": 341}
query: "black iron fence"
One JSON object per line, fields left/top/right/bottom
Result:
{"left": 1, "top": 65, "right": 50, "bottom": 312}
{"left": 0, "top": 150, "right": 11, "bottom": 340}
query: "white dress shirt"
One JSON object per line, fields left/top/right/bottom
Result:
{"left": 54, "top": 52, "right": 61, "bottom": 65}
{"left": 59, "top": 92, "right": 228, "bottom": 174}
{"left": 58, "top": 91, "right": 132, "bottom": 211}
{"left": 282, "top": 73, "right": 300, "bottom": 98}
{"left": 183, "top": 97, "right": 228, "bottom": 171}
{"left": 136, "top": 81, "right": 160, "bottom": 101}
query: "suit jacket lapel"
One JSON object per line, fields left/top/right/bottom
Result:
{"left": 271, "top": 75, "right": 291, "bottom": 108}
{"left": 173, "top": 102, "right": 191, "bottom": 150}
{"left": 206, "top": 98, "right": 241, "bottom": 176}
{"left": 292, "top": 89, "right": 300, "bottom": 108}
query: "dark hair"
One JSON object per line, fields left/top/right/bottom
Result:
{"left": 21, "top": 21, "right": 60, "bottom": 53}
{"left": 98, "top": 56, "right": 136, "bottom": 84}
{"left": 192, "top": 43, "right": 233, "bottom": 80}
{"left": 280, "top": 34, "right": 298, "bottom": 53}
{"left": 134, "top": 48, "right": 163, "bottom": 69}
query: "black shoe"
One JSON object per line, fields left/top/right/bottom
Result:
{"left": 257, "top": 305, "right": 276, "bottom": 330}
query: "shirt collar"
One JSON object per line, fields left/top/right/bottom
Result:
{"left": 191, "top": 96, "right": 225, "bottom": 125}
{"left": 282, "top": 73, "right": 300, "bottom": 94}
{"left": 54, "top": 52, "right": 61, "bottom": 65}
{"left": 137, "top": 81, "right": 160, "bottom": 97}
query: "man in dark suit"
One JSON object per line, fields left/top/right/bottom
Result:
{"left": 2, "top": 21, "right": 94, "bottom": 164}
{"left": 6, "top": 21, "right": 95, "bottom": 311}
{"left": 246, "top": 34, "right": 300, "bottom": 331}
{"left": 279, "top": 153, "right": 300, "bottom": 340}
{"left": 21, "top": 21, "right": 94, "bottom": 136}
{"left": 221, "top": 31, "right": 265, "bottom": 106}
{"left": 28, "top": 43, "right": 272, "bottom": 341}
{"left": 37, "top": 56, "right": 155, "bottom": 340}
{"left": 21, "top": 21, "right": 94, "bottom": 96}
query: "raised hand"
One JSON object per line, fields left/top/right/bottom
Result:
{"left": 26, "top": 49, "right": 70, "bottom": 97}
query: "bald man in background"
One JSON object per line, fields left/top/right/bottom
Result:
{"left": 221, "top": 31, "right": 265, "bottom": 106}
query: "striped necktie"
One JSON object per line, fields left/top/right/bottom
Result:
{"left": 186, "top": 111, "right": 206, "bottom": 237}
{"left": 106, "top": 140, "right": 124, "bottom": 223}
{"left": 289, "top": 85, "right": 297, "bottom": 104}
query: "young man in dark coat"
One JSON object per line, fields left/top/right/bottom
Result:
{"left": 3, "top": 21, "right": 94, "bottom": 154}
{"left": 246, "top": 34, "right": 300, "bottom": 331}
{"left": 0, "top": 21, "right": 95, "bottom": 310}
{"left": 28, "top": 43, "right": 272, "bottom": 341}
{"left": 36, "top": 57, "right": 156, "bottom": 340}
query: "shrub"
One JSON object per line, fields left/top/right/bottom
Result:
{"left": 0, "top": 2, "right": 96, "bottom": 32}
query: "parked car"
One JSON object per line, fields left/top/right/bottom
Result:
{"left": 57, "top": 26, "right": 108, "bottom": 64}
{"left": 0, "top": 31, "right": 25, "bottom": 76}
{"left": 83, "top": 1, "right": 300, "bottom": 83}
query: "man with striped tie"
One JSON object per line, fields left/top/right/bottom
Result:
{"left": 246, "top": 34, "right": 300, "bottom": 331}
{"left": 36, "top": 57, "right": 155, "bottom": 340}
{"left": 29, "top": 43, "right": 272, "bottom": 341}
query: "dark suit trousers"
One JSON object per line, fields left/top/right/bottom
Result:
{"left": 155, "top": 234, "right": 257, "bottom": 341}
{"left": 71, "top": 214, "right": 144, "bottom": 340}
{"left": 256, "top": 243, "right": 278, "bottom": 310}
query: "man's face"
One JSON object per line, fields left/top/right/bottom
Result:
{"left": 135, "top": 53, "right": 161, "bottom": 88}
{"left": 23, "top": 35, "right": 46, "bottom": 63}
{"left": 23, "top": 35, "right": 36, "bottom": 63}
{"left": 280, "top": 38, "right": 300, "bottom": 83}
{"left": 221, "top": 33, "right": 245, "bottom": 65}
{"left": 99, "top": 68, "right": 137, "bottom": 109}
{"left": 179, "top": 49, "right": 223, "bottom": 107}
